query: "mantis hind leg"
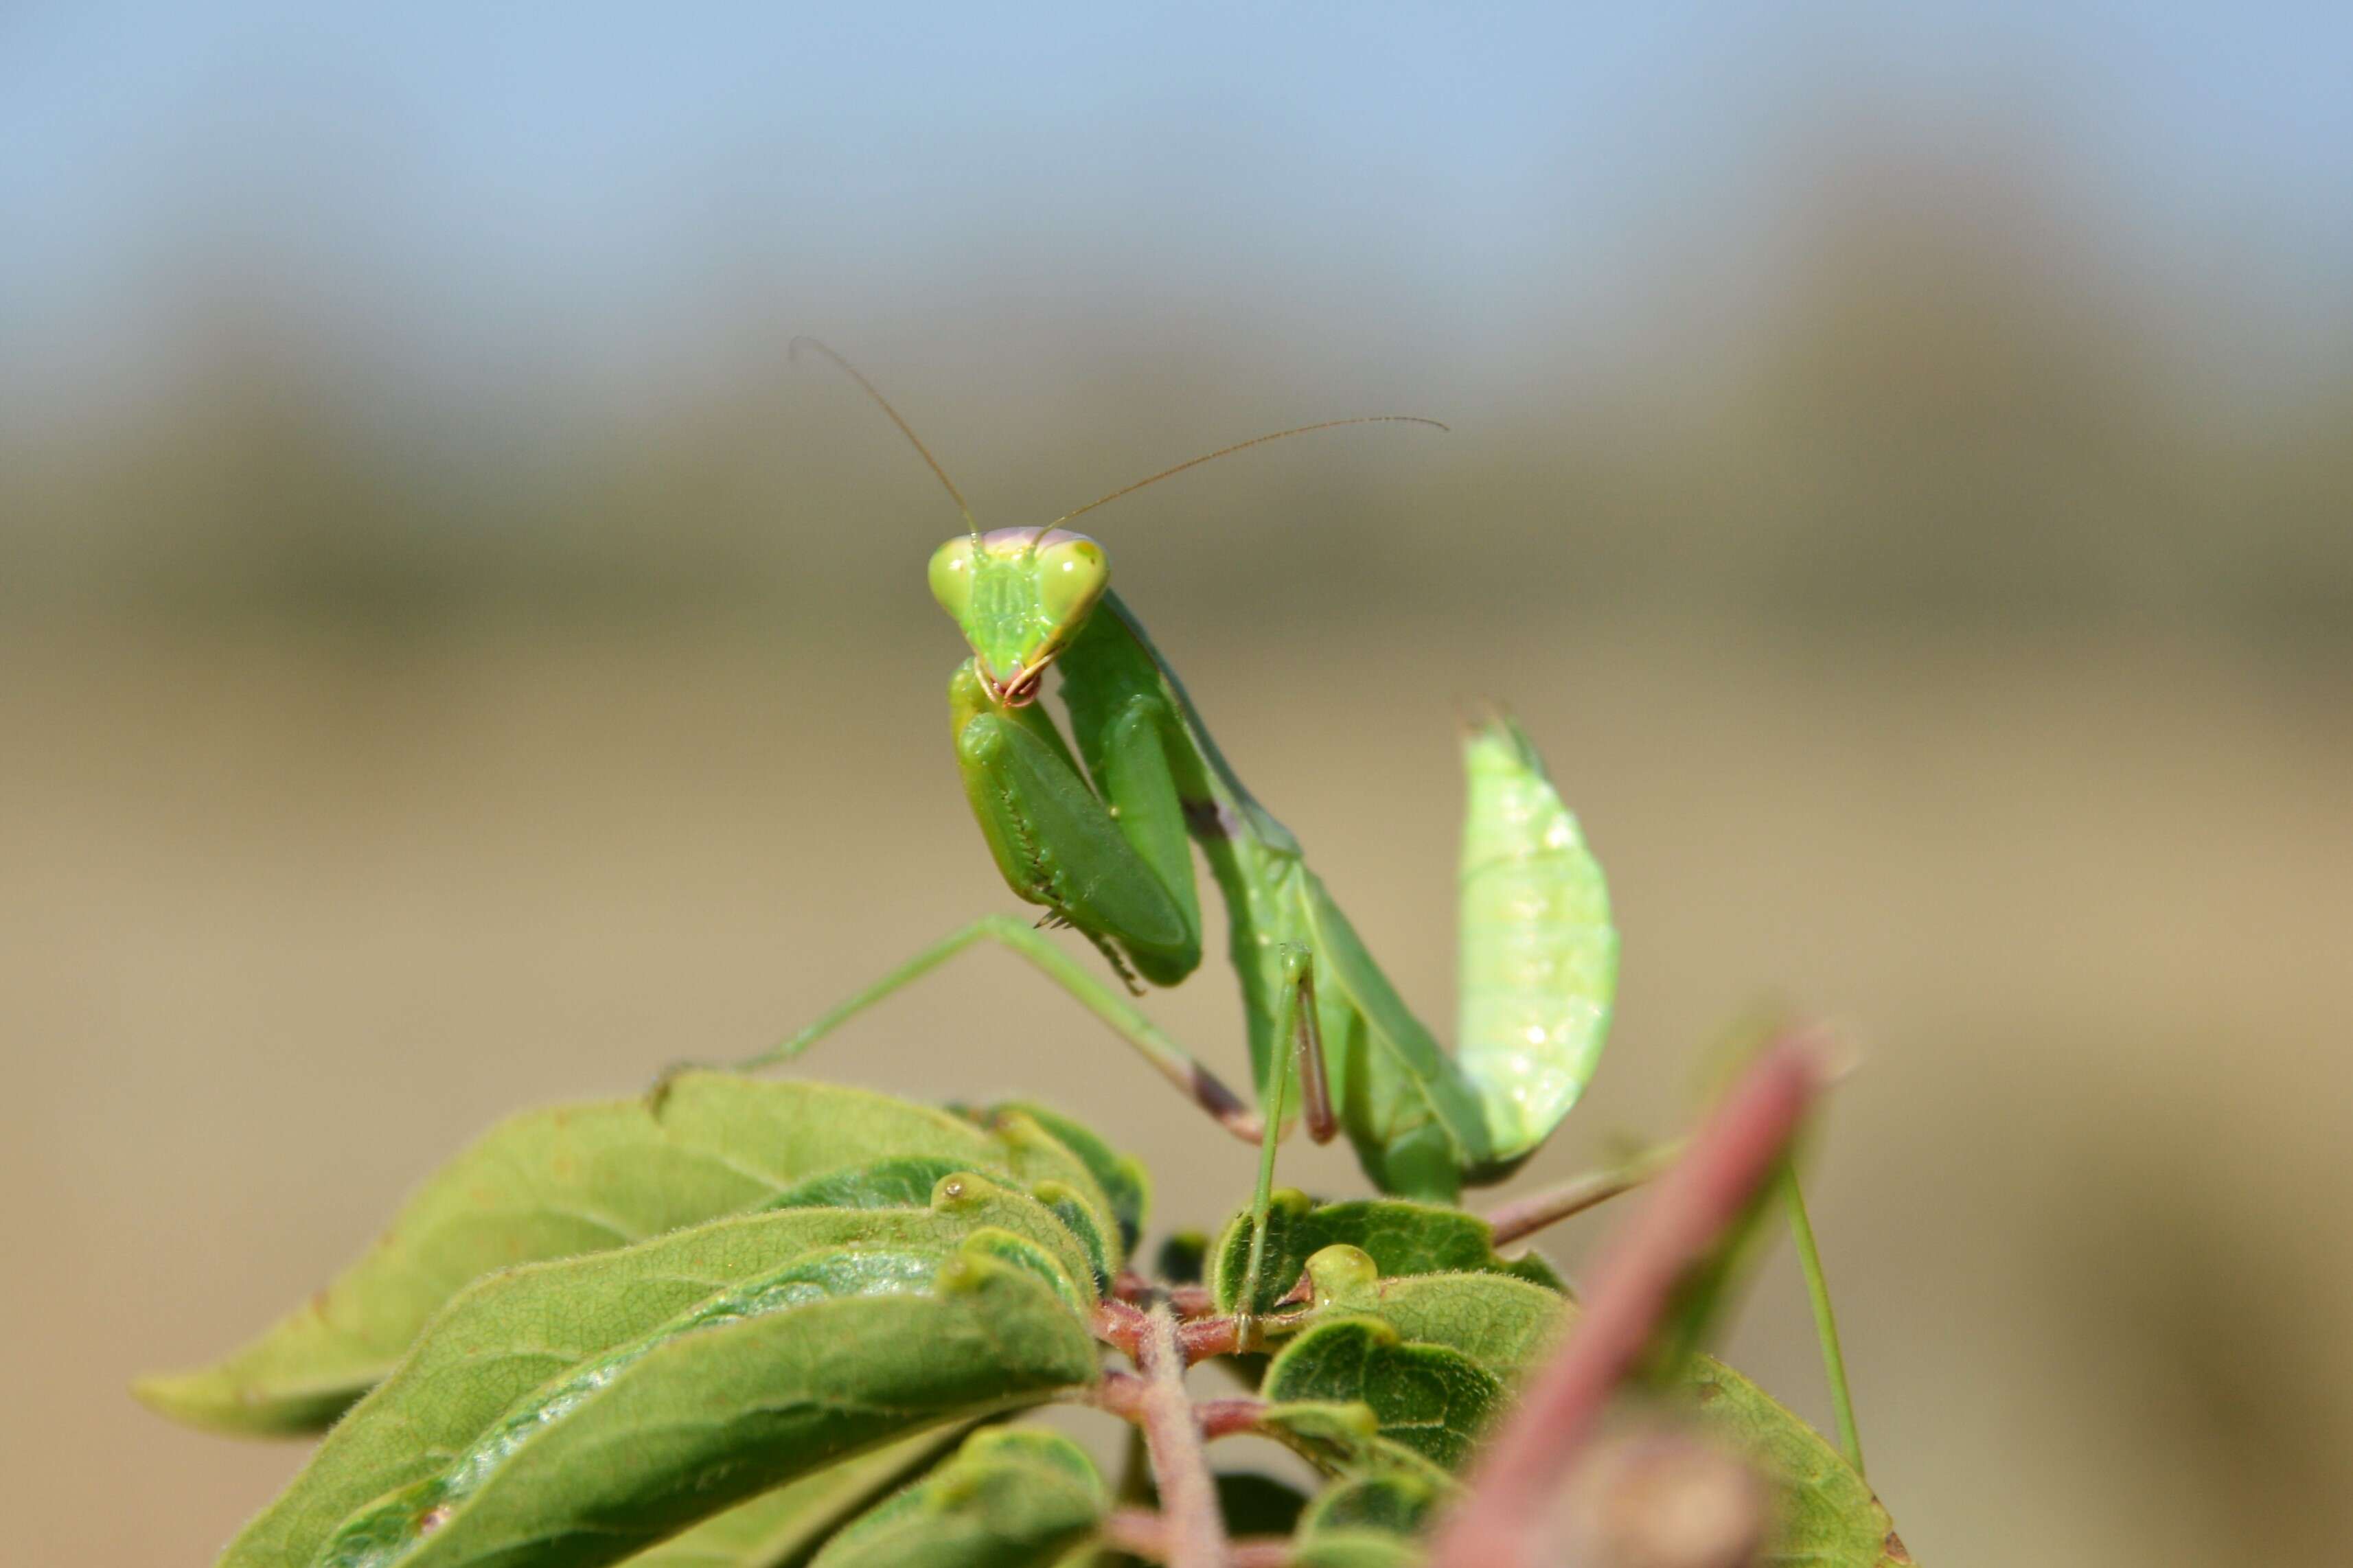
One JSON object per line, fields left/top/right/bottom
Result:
{"left": 656, "top": 914, "right": 1261, "bottom": 1139}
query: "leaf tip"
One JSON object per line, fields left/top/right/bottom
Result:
{"left": 130, "top": 1364, "right": 360, "bottom": 1438}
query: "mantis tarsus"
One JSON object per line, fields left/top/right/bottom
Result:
{"left": 729, "top": 346, "right": 1859, "bottom": 1462}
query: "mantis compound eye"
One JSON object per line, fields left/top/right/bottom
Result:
{"left": 927, "top": 537, "right": 977, "bottom": 621}
{"left": 1033, "top": 534, "right": 1108, "bottom": 634}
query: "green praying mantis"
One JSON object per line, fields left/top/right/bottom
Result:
{"left": 738, "top": 342, "right": 1616, "bottom": 1219}
{"left": 707, "top": 342, "right": 1864, "bottom": 1469}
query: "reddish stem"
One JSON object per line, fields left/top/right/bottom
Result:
{"left": 1195, "top": 1396, "right": 1267, "bottom": 1440}
{"left": 1093, "top": 1297, "right": 1149, "bottom": 1357}
{"left": 1116, "top": 1272, "right": 1219, "bottom": 1315}
{"left": 1089, "top": 1368, "right": 1150, "bottom": 1422}
{"left": 1428, "top": 1031, "right": 1830, "bottom": 1568}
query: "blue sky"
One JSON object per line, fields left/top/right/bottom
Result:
{"left": 5, "top": 2, "right": 2350, "bottom": 412}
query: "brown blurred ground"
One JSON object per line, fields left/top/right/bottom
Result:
{"left": 5, "top": 157, "right": 2352, "bottom": 1567}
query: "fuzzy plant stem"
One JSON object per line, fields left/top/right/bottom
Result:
{"left": 1428, "top": 1031, "right": 1830, "bottom": 1568}
{"left": 1134, "top": 1302, "right": 1228, "bottom": 1568}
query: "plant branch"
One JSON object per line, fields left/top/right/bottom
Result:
{"left": 1134, "top": 1304, "right": 1228, "bottom": 1568}
{"left": 1428, "top": 1030, "right": 1832, "bottom": 1568}
{"left": 1176, "top": 1304, "right": 1309, "bottom": 1363}
{"left": 1482, "top": 1141, "right": 1683, "bottom": 1246}
{"left": 1093, "top": 1297, "right": 1148, "bottom": 1357}
{"left": 1085, "top": 1368, "right": 1150, "bottom": 1422}
{"left": 1116, "top": 1272, "right": 1218, "bottom": 1317}
{"left": 1194, "top": 1396, "right": 1267, "bottom": 1440}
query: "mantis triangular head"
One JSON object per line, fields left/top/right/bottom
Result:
{"left": 928, "top": 529, "right": 1110, "bottom": 707}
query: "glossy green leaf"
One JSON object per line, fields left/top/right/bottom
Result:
{"left": 1294, "top": 1246, "right": 1566, "bottom": 1382}
{"left": 622, "top": 1425, "right": 970, "bottom": 1567}
{"left": 987, "top": 1101, "right": 1151, "bottom": 1256}
{"left": 1251, "top": 1403, "right": 1458, "bottom": 1490}
{"left": 809, "top": 1427, "right": 1106, "bottom": 1567}
{"left": 222, "top": 1180, "right": 1081, "bottom": 1568}
{"left": 1209, "top": 1192, "right": 1560, "bottom": 1315}
{"left": 314, "top": 1247, "right": 1100, "bottom": 1568}
{"left": 1263, "top": 1319, "right": 1506, "bottom": 1471}
{"left": 1690, "top": 1356, "right": 1914, "bottom": 1568}
{"left": 141, "top": 1076, "right": 1009, "bottom": 1436}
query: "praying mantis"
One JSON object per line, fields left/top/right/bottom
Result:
{"left": 739, "top": 343, "right": 1617, "bottom": 1214}
{"left": 721, "top": 343, "right": 1864, "bottom": 1467}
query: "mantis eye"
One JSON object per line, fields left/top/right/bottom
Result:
{"left": 928, "top": 538, "right": 977, "bottom": 620}
{"left": 1034, "top": 535, "right": 1108, "bottom": 631}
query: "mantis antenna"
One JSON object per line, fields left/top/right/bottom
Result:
{"left": 1042, "top": 414, "right": 1451, "bottom": 542}
{"left": 789, "top": 336, "right": 982, "bottom": 545}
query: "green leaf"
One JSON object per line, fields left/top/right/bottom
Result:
{"left": 1208, "top": 1192, "right": 1559, "bottom": 1315}
{"left": 955, "top": 1227, "right": 1095, "bottom": 1320}
{"left": 765, "top": 1157, "right": 990, "bottom": 1212}
{"left": 1035, "top": 1185, "right": 1116, "bottom": 1294}
{"left": 1294, "top": 1246, "right": 1566, "bottom": 1383}
{"left": 313, "top": 1246, "right": 1100, "bottom": 1568}
{"left": 1263, "top": 1319, "right": 1506, "bottom": 1471}
{"left": 1495, "top": 1250, "right": 1570, "bottom": 1294}
{"left": 1289, "top": 1535, "right": 1425, "bottom": 1568}
{"left": 222, "top": 1179, "right": 1083, "bottom": 1568}
{"left": 1279, "top": 1437, "right": 1447, "bottom": 1568}
{"left": 1296, "top": 1473, "right": 1444, "bottom": 1543}
{"left": 809, "top": 1427, "right": 1106, "bottom": 1567}
{"left": 980, "top": 1107, "right": 1125, "bottom": 1278}
{"left": 139, "top": 1076, "right": 1009, "bottom": 1436}
{"left": 989, "top": 1101, "right": 1151, "bottom": 1257}
{"left": 1689, "top": 1356, "right": 1914, "bottom": 1568}
{"left": 1251, "top": 1403, "right": 1458, "bottom": 1490}
{"left": 621, "top": 1425, "right": 970, "bottom": 1567}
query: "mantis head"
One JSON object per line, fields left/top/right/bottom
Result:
{"left": 928, "top": 527, "right": 1108, "bottom": 706}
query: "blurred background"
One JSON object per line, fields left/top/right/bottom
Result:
{"left": 5, "top": 3, "right": 2350, "bottom": 1563}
